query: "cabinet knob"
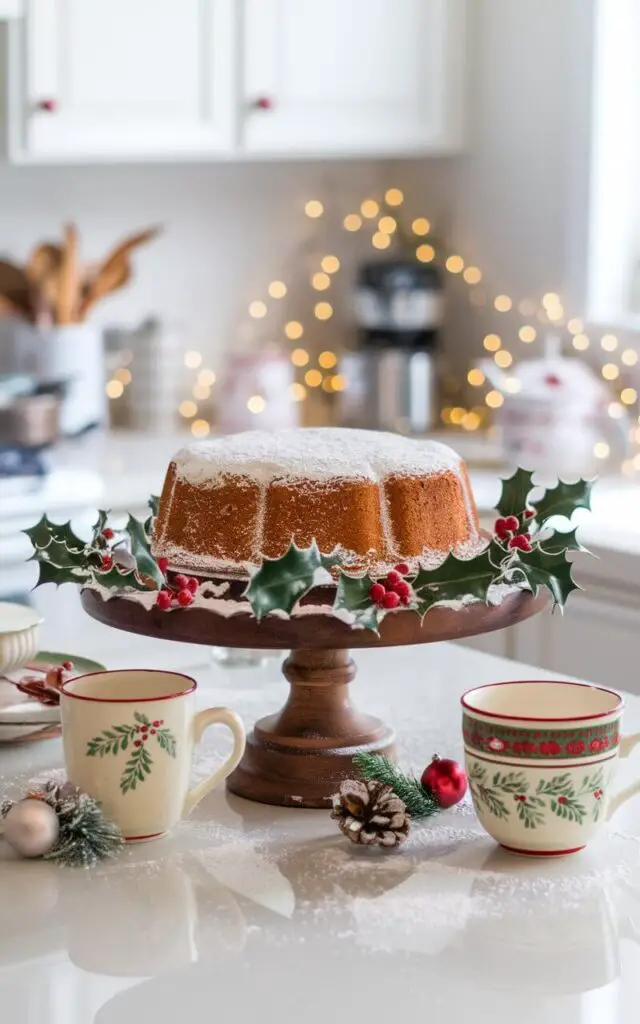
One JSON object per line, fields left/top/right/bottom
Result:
{"left": 253, "top": 96, "right": 275, "bottom": 111}
{"left": 36, "top": 98, "right": 58, "bottom": 113}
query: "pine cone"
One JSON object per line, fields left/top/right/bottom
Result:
{"left": 330, "top": 779, "right": 411, "bottom": 847}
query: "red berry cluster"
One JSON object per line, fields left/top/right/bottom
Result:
{"left": 494, "top": 510, "right": 536, "bottom": 554}
{"left": 133, "top": 719, "right": 164, "bottom": 747}
{"left": 155, "top": 561, "right": 200, "bottom": 610}
{"left": 369, "top": 563, "right": 413, "bottom": 610}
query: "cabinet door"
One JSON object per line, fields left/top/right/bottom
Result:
{"left": 242, "top": 0, "right": 465, "bottom": 156}
{"left": 15, "top": 0, "right": 235, "bottom": 159}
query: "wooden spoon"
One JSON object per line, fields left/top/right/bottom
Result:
{"left": 0, "top": 259, "right": 33, "bottom": 321}
{"left": 56, "top": 223, "right": 80, "bottom": 325}
{"left": 80, "top": 225, "right": 161, "bottom": 318}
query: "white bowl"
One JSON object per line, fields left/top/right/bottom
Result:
{"left": 0, "top": 602, "right": 43, "bottom": 674}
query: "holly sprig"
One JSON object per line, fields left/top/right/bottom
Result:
{"left": 353, "top": 753, "right": 441, "bottom": 820}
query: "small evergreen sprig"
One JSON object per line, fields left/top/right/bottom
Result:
{"left": 353, "top": 753, "right": 440, "bottom": 820}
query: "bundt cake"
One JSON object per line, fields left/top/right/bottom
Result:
{"left": 152, "top": 428, "right": 479, "bottom": 576}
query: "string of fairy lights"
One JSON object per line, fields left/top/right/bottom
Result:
{"left": 106, "top": 187, "right": 640, "bottom": 471}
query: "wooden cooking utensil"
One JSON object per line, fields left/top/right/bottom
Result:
{"left": 80, "top": 225, "right": 160, "bottom": 318}
{"left": 56, "top": 223, "right": 80, "bottom": 325}
{"left": 0, "top": 259, "right": 33, "bottom": 321}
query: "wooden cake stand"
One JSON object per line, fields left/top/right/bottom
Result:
{"left": 81, "top": 587, "right": 546, "bottom": 808}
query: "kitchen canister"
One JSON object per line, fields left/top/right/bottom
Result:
{"left": 36, "top": 324, "right": 107, "bottom": 436}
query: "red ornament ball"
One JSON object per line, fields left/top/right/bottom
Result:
{"left": 156, "top": 590, "right": 172, "bottom": 610}
{"left": 177, "top": 589, "right": 194, "bottom": 607}
{"left": 381, "top": 590, "right": 400, "bottom": 610}
{"left": 421, "top": 754, "right": 468, "bottom": 808}
{"left": 157, "top": 557, "right": 169, "bottom": 574}
{"left": 102, "top": 527, "right": 115, "bottom": 540}
{"left": 369, "top": 582, "right": 386, "bottom": 604}
{"left": 394, "top": 562, "right": 410, "bottom": 576}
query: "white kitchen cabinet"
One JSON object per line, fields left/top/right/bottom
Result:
{"left": 243, "top": 0, "right": 465, "bottom": 156}
{"left": 8, "top": 0, "right": 235, "bottom": 161}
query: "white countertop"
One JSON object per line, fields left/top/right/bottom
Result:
{"left": 1, "top": 588, "right": 640, "bottom": 1022}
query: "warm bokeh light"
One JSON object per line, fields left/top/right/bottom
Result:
{"left": 378, "top": 215, "right": 397, "bottom": 234}
{"left": 304, "top": 369, "right": 323, "bottom": 388}
{"left": 445, "top": 255, "right": 465, "bottom": 274}
{"left": 622, "top": 348, "right": 639, "bottom": 366}
{"left": 441, "top": 407, "right": 453, "bottom": 425}
{"left": 193, "top": 383, "right": 211, "bottom": 400}
{"left": 601, "top": 334, "right": 618, "bottom": 351}
{"left": 547, "top": 306, "right": 564, "bottom": 323}
{"left": 191, "top": 419, "right": 210, "bottom": 437}
{"left": 543, "top": 292, "right": 561, "bottom": 307}
{"left": 602, "top": 363, "right": 620, "bottom": 380}
{"left": 384, "top": 188, "right": 404, "bottom": 206}
{"left": 494, "top": 295, "right": 513, "bottom": 313}
{"left": 305, "top": 200, "right": 324, "bottom": 218}
{"left": 463, "top": 266, "right": 482, "bottom": 285}
{"left": 519, "top": 326, "right": 537, "bottom": 343}
{"left": 483, "top": 334, "right": 502, "bottom": 352}
{"left": 360, "top": 199, "right": 380, "bottom": 219}
{"left": 106, "top": 380, "right": 124, "bottom": 399}
{"left": 462, "top": 411, "right": 481, "bottom": 431}
{"left": 291, "top": 348, "right": 309, "bottom": 366}
{"left": 285, "top": 320, "right": 304, "bottom": 340}
{"left": 567, "top": 318, "right": 584, "bottom": 335}
{"left": 485, "top": 390, "right": 504, "bottom": 409}
{"left": 311, "top": 272, "right": 331, "bottom": 291}
{"left": 314, "top": 301, "right": 333, "bottom": 320}
{"left": 467, "top": 368, "right": 485, "bottom": 387}
{"left": 319, "top": 351, "right": 338, "bottom": 369}
{"left": 321, "top": 255, "right": 340, "bottom": 274}
{"left": 372, "top": 232, "right": 391, "bottom": 250}
{"left": 412, "top": 217, "right": 430, "bottom": 236}
{"left": 593, "top": 442, "right": 610, "bottom": 459}
{"left": 331, "top": 374, "right": 347, "bottom": 391}
{"left": 198, "top": 369, "right": 216, "bottom": 387}
{"left": 450, "top": 407, "right": 466, "bottom": 425}
{"left": 247, "top": 395, "right": 266, "bottom": 414}
{"left": 343, "top": 214, "right": 362, "bottom": 232}
{"left": 290, "top": 383, "right": 307, "bottom": 402}
{"left": 608, "top": 402, "right": 624, "bottom": 419}
{"left": 622, "top": 460, "right": 636, "bottom": 476}
{"left": 504, "top": 377, "right": 522, "bottom": 394}
{"left": 184, "top": 350, "right": 202, "bottom": 369}
{"left": 572, "top": 334, "right": 590, "bottom": 350}
{"left": 268, "top": 280, "right": 287, "bottom": 299}
{"left": 249, "top": 300, "right": 267, "bottom": 319}
{"left": 179, "top": 400, "right": 197, "bottom": 418}
{"left": 416, "top": 244, "right": 435, "bottom": 262}
{"left": 621, "top": 388, "right": 638, "bottom": 405}
{"left": 494, "top": 350, "right": 513, "bottom": 368}
{"left": 114, "top": 368, "right": 132, "bottom": 385}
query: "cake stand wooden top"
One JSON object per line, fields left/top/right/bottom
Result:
{"left": 81, "top": 587, "right": 547, "bottom": 651}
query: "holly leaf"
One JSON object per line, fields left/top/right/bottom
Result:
{"left": 244, "top": 541, "right": 322, "bottom": 621}
{"left": 413, "top": 550, "right": 497, "bottom": 612}
{"left": 93, "top": 564, "right": 150, "bottom": 592}
{"left": 515, "top": 547, "right": 581, "bottom": 609}
{"left": 33, "top": 560, "right": 91, "bottom": 589}
{"left": 91, "top": 510, "right": 110, "bottom": 546}
{"left": 496, "top": 468, "right": 536, "bottom": 517}
{"left": 24, "top": 515, "right": 85, "bottom": 553}
{"left": 319, "top": 546, "right": 343, "bottom": 572}
{"left": 537, "top": 527, "right": 590, "bottom": 556}
{"left": 125, "top": 514, "right": 164, "bottom": 588}
{"left": 334, "top": 574, "right": 384, "bottom": 633}
{"left": 148, "top": 495, "right": 160, "bottom": 517}
{"left": 29, "top": 536, "right": 89, "bottom": 569}
{"left": 533, "top": 479, "right": 594, "bottom": 527}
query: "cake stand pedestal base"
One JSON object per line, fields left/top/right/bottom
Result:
{"left": 227, "top": 648, "right": 394, "bottom": 808}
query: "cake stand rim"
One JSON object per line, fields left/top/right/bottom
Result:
{"left": 80, "top": 587, "right": 547, "bottom": 651}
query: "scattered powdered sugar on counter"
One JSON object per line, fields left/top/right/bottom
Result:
{"left": 172, "top": 428, "right": 463, "bottom": 486}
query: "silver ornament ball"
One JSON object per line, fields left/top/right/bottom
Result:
{"left": 4, "top": 799, "right": 59, "bottom": 858}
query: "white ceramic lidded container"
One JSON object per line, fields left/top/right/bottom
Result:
{"left": 0, "top": 603, "right": 43, "bottom": 674}
{"left": 479, "top": 335, "right": 627, "bottom": 478}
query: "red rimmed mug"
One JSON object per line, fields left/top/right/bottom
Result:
{"left": 462, "top": 680, "right": 640, "bottom": 857}
{"left": 60, "top": 670, "right": 246, "bottom": 842}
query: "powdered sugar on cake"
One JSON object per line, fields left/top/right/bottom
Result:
{"left": 172, "top": 429, "right": 462, "bottom": 486}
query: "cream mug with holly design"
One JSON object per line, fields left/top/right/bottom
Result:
{"left": 60, "top": 670, "right": 246, "bottom": 842}
{"left": 462, "top": 680, "right": 640, "bottom": 856}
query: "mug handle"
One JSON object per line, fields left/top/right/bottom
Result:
{"left": 182, "top": 707, "right": 246, "bottom": 816}
{"left": 607, "top": 732, "right": 640, "bottom": 820}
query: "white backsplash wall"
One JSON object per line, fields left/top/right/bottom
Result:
{"left": 0, "top": 159, "right": 454, "bottom": 370}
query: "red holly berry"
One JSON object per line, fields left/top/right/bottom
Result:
{"left": 186, "top": 577, "right": 199, "bottom": 594}
{"left": 385, "top": 570, "right": 401, "bottom": 588}
{"left": 524, "top": 508, "right": 536, "bottom": 520}
{"left": 156, "top": 590, "right": 172, "bottom": 610}
{"left": 134, "top": 740, "right": 142, "bottom": 748}
{"left": 141, "top": 725, "right": 148, "bottom": 732}
{"left": 174, "top": 574, "right": 189, "bottom": 591}
{"left": 157, "top": 557, "right": 169, "bottom": 574}
{"left": 503, "top": 515, "right": 519, "bottom": 532}
{"left": 421, "top": 755, "right": 468, "bottom": 808}
{"left": 142, "top": 734, "right": 148, "bottom": 741}
{"left": 159, "top": 720, "right": 164, "bottom": 726}
{"left": 369, "top": 582, "right": 386, "bottom": 604}
{"left": 62, "top": 660, "right": 73, "bottom": 671}
{"left": 100, "top": 554, "right": 113, "bottom": 570}
{"left": 394, "top": 580, "right": 411, "bottom": 601}
{"left": 381, "top": 591, "right": 400, "bottom": 610}
{"left": 394, "top": 562, "right": 410, "bottom": 576}
{"left": 509, "top": 535, "right": 532, "bottom": 552}
{"left": 102, "top": 528, "right": 114, "bottom": 540}
{"left": 177, "top": 589, "right": 194, "bottom": 607}
{"left": 150, "top": 729, "right": 157, "bottom": 735}
{"left": 152, "top": 720, "right": 161, "bottom": 728}
{"left": 514, "top": 795, "right": 527, "bottom": 802}
{"left": 557, "top": 796, "right": 568, "bottom": 805}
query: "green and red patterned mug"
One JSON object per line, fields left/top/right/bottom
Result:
{"left": 60, "top": 670, "right": 246, "bottom": 842}
{"left": 462, "top": 680, "right": 640, "bottom": 857}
